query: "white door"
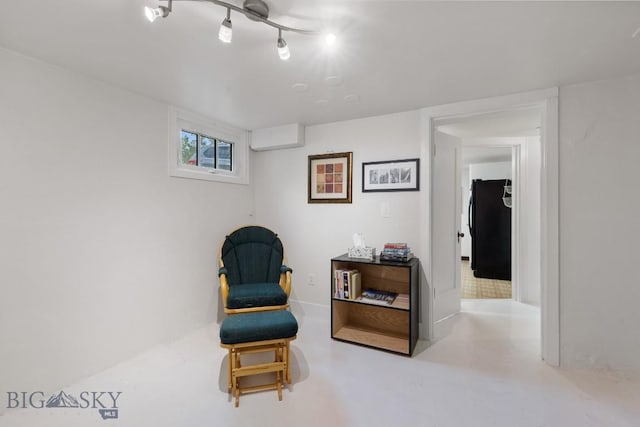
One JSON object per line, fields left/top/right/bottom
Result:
{"left": 431, "top": 130, "right": 462, "bottom": 339}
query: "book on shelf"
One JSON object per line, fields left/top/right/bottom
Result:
{"left": 395, "top": 293, "right": 409, "bottom": 302}
{"left": 334, "top": 269, "right": 343, "bottom": 298}
{"left": 382, "top": 247, "right": 410, "bottom": 254}
{"left": 334, "top": 269, "right": 361, "bottom": 300}
{"left": 359, "top": 288, "right": 397, "bottom": 305}
{"left": 349, "top": 271, "right": 361, "bottom": 300}
{"left": 393, "top": 293, "right": 410, "bottom": 309}
{"left": 342, "top": 270, "right": 351, "bottom": 299}
{"left": 384, "top": 242, "right": 408, "bottom": 249}
{"left": 379, "top": 252, "right": 413, "bottom": 262}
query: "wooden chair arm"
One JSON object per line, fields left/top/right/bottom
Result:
{"left": 219, "top": 272, "right": 230, "bottom": 309}
{"left": 279, "top": 270, "right": 292, "bottom": 298}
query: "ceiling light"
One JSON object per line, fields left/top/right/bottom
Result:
{"left": 144, "top": 0, "right": 172, "bottom": 23}
{"left": 277, "top": 29, "right": 290, "bottom": 60}
{"left": 143, "top": 0, "right": 318, "bottom": 58}
{"left": 218, "top": 8, "right": 232, "bottom": 43}
{"left": 325, "top": 33, "right": 337, "bottom": 46}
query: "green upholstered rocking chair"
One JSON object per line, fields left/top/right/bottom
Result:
{"left": 218, "top": 225, "right": 292, "bottom": 314}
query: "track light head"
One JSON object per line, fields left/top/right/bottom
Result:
{"left": 218, "top": 9, "right": 233, "bottom": 43}
{"left": 277, "top": 29, "right": 290, "bottom": 60}
{"left": 219, "top": 18, "right": 233, "bottom": 43}
{"left": 144, "top": 1, "right": 171, "bottom": 23}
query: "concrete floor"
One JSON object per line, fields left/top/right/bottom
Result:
{"left": 1, "top": 299, "right": 639, "bottom": 426}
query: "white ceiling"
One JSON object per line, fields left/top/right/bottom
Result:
{"left": 462, "top": 146, "right": 512, "bottom": 166}
{"left": 2, "top": 1, "right": 640, "bottom": 130}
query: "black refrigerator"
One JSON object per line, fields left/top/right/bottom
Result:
{"left": 468, "top": 179, "right": 512, "bottom": 280}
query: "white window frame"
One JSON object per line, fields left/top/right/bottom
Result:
{"left": 168, "top": 106, "right": 249, "bottom": 185}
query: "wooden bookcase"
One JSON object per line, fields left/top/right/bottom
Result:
{"left": 330, "top": 254, "right": 419, "bottom": 356}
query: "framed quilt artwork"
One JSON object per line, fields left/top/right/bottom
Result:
{"left": 308, "top": 152, "right": 353, "bottom": 203}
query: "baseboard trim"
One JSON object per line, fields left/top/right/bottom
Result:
{"left": 289, "top": 299, "right": 329, "bottom": 318}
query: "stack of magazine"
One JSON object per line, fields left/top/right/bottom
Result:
{"left": 360, "top": 289, "right": 397, "bottom": 306}
{"left": 380, "top": 243, "right": 413, "bottom": 262}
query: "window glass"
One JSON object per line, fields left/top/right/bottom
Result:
{"left": 180, "top": 130, "right": 197, "bottom": 166}
{"left": 217, "top": 139, "right": 232, "bottom": 171}
{"left": 199, "top": 136, "right": 215, "bottom": 168}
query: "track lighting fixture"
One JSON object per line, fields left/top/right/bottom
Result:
{"left": 218, "top": 8, "right": 232, "bottom": 43}
{"left": 144, "top": 0, "right": 323, "bottom": 60}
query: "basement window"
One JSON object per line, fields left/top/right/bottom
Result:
{"left": 168, "top": 107, "right": 248, "bottom": 184}
{"left": 179, "top": 130, "right": 233, "bottom": 172}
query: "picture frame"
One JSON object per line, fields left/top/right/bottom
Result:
{"left": 362, "top": 158, "right": 420, "bottom": 192}
{"left": 308, "top": 152, "right": 353, "bottom": 203}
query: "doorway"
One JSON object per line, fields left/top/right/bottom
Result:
{"left": 419, "top": 88, "right": 559, "bottom": 365}
{"left": 437, "top": 109, "right": 542, "bottom": 304}
{"left": 459, "top": 146, "right": 514, "bottom": 300}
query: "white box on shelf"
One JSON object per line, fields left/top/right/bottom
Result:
{"left": 347, "top": 246, "right": 376, "bottom": 260}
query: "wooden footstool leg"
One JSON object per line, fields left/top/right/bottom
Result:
{"left": 285, "top": 341, "right": 291, "bottom": 384}
{"left": 276, "top": 372, "right": 282, "bottom": 401}
{"left": 227, "top": 348, "right": 233, "bottom": 393}
{"left": 235, "top": 350, "right": 241, "bottom": 401}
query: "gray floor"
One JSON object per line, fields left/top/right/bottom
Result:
{"left": 2, "top": 300, "right": 639, "bottom": 427}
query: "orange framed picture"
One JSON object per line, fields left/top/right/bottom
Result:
{"left": 308, "top": 152, "right": 353, "bottom": 203}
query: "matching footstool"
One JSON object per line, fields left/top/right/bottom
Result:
{"left": 220, "top": 310, "right": 298, "bottom": 407}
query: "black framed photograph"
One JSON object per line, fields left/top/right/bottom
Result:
{"left": 308, "top": 152, "right": 353, "bottom": 203}
{"left": 362, "top": 158, "right": 420, "bottom": 192}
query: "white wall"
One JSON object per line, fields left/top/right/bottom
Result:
{"left": 253, "top": 111, "right": 422, "bottom": 306}
{"left": 0, "top": 48, "right": 253, "bottom": 396}
{"left": 559, "top": 73, "right": 640, "bottom": 370}
{"left": 517, "top": 137, "right": 541, "bottom": 306}
{"left": 469, "top": 161, "right": 512, "bottom": 181}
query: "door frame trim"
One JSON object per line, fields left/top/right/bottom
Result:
{"left": 418, "top": 87, "right": 559, "bottom": 366}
